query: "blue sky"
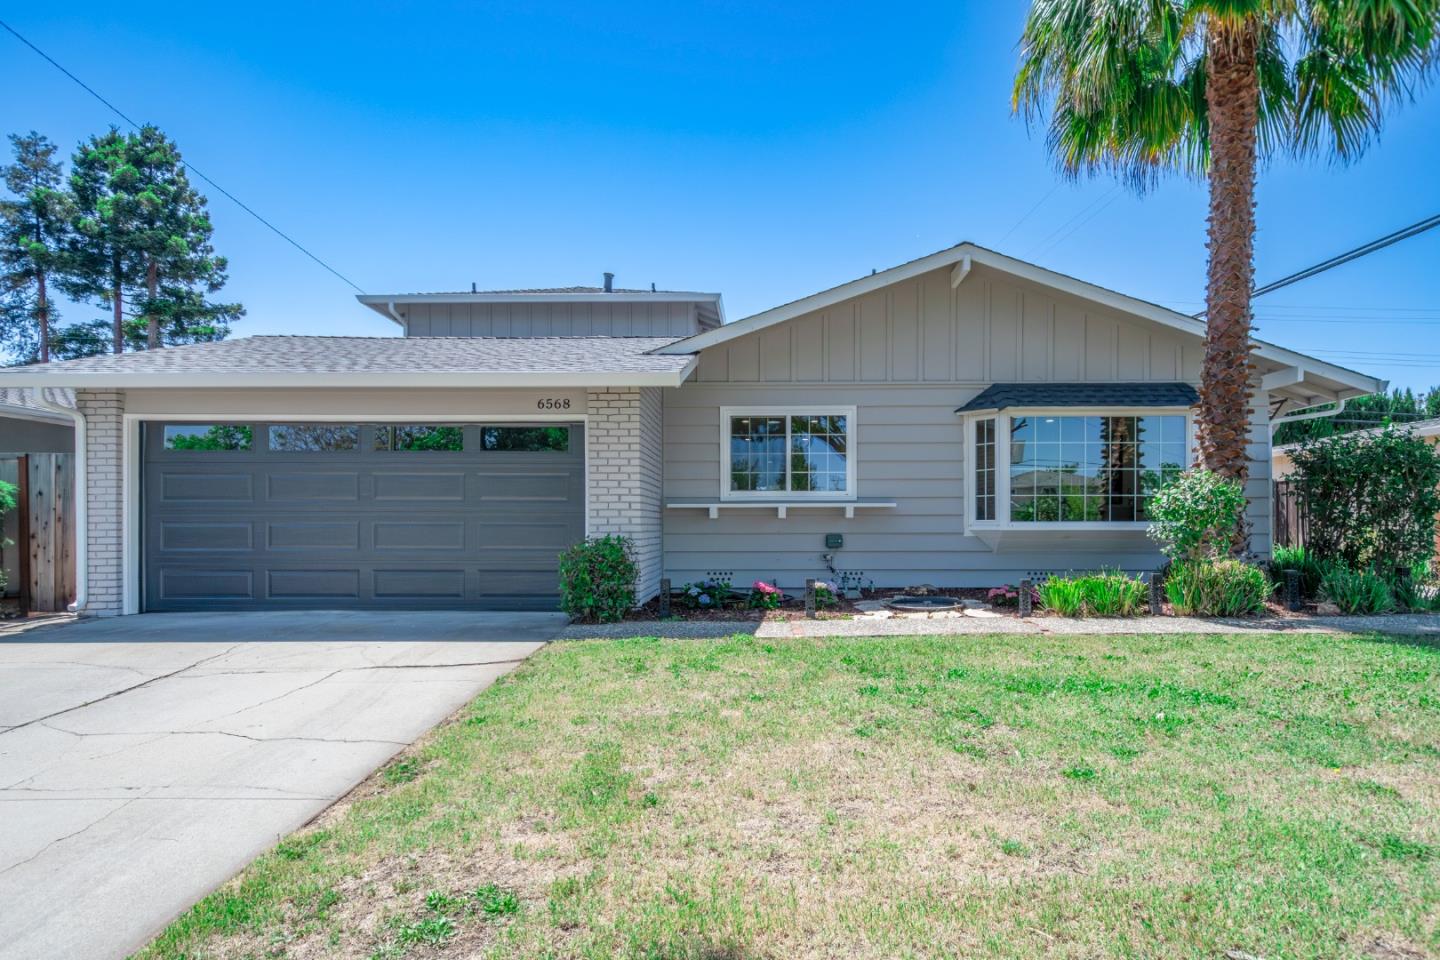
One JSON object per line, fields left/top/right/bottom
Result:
{"left": 5, "top": 1, "right": 1439, "bottom": 389}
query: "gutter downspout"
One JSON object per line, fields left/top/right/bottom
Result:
{"left": 386, "top": 301, "right": 405, "bottom": 330}
{"left": 1269, "top": 395, "right": 1350, "bottom": 436}
{"left": 31, "top": 388, "right": 86, "bottom": 614}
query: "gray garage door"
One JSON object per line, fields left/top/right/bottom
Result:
{"left": 142, "top": 422, "right": 584, "bottom": 612}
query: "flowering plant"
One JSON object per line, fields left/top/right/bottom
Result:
{"left": 812, "top": 580, "right": 839, "bottom": 608}
{"left": 986, "top": 584, "right": 1038, "bottom": 608}
{"left": 678, "top": 577, "right": 733, "bottom": 610}
{"left": 748, "top": 580, "right": 783, "bottom": 610}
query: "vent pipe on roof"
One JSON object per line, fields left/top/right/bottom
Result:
{"left": 603, "top": 272, "right": 614, "bottom": 293}
{"left": 651, "top": 282, "right": 656, "bottom": 292}
{"left": 471, "top": 282, "right": 477, "bottom": 293}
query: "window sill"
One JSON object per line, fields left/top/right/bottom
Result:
{"left": 666, "top": 499, "right": 898, "bottom": 519}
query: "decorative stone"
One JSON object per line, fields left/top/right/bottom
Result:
{"left": 1315, "top": 602, "right": 1341, "bottom": 616}
{"left": 964, "top": 608, "right": 1003, "bottom": 618}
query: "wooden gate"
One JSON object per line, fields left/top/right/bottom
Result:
{"left": 0, "top": 454, "right": 76, "bottom": 613}
{"left": 1273, "top": 478, "right": 1308, "bottom": 550}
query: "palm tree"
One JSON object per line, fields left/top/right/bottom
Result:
{"left": 1014, "top": 0, "right": 1440, "bottom": 483}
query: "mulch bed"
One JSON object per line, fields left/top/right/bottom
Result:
{"left": 624, "top": 586, "right": 1003, "bottom": 622}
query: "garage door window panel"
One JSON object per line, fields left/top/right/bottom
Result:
{"left": 268, "top": 425, "right": 359, "bottom": 452}
{"left": 163, "top": 424, "right": 253, "bottom": 451}
{"left": 375, "top": 425, "right": 464, "bottom": 452}
{"left": 480, "top": 426, "right": 569, "bottom": 452}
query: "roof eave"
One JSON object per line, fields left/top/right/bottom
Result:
{"left": 0, "top": 365, "right": 698, "bottom": 390}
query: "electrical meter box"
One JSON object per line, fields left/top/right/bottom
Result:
{"left": 825, "top": 533, "right": 844, "bottom": 549}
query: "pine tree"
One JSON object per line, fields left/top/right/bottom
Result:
{"left": 63, "top": 127, "right": 146, "bottom": 354}
{"left": 0, "top": 132, "right": 71, "bottom": 363}
{"left": 126, "top": 126, "right": 241, "bottom": 349}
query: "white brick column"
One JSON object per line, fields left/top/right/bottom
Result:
{"left": 587, "top": 387, "right": 663, "bottom": 603}
{"left": 75, "top": 389, "right": 125, "bottom": 616}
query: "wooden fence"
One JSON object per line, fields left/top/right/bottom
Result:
{"left": 0, "top": 454, "right": 76, "bottom": 613}
{"left": 1273, "top": 478, "right": 1308, "bottom": 550}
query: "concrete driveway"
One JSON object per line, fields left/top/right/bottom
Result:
{"left": 0, "top": 610, "right": 563, "bottom": 960}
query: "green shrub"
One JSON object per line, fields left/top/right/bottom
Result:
{"left": 1146, "top": 470, "right": 1248, "bottom": 562}
{"left": 1392, "top": 567, "right": 1440, "bottom": 613}
{"left": 1037, "top": 577, "right": 1087, "bottom": 616}
{"left": 1038, "top": 571, "right": 1147, "bottom": 617}
{"left": 1319, "top": 563, "right": 1397, "bottom": 615}
{"left": 1270, "top": 545, "right": 1324, "bottom": 599}
{"left": 1165, "top": 560, "right": 1269, "bottom": 616}
{"left": 557, "top": 535, "right": 637, "bottom": 623}
{"left": 1289, "top": 426, "right": 1440, "bottom": 569}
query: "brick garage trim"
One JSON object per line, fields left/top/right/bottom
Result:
{"left": 586, "top": 388, "right": 663, "bottom": 603}
{"left": 76, "top": 389, "right": 125, "bottom": 616}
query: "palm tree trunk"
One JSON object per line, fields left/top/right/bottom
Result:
{"left": 1197, "top": 19, "right": 1259, "bottom": 483}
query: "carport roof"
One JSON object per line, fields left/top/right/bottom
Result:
{"left": 0, "top": 336, "right": 699, "bottom": 388}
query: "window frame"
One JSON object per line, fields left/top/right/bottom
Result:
{"left": 964, "top": 407, "right": 1194, "bottom": 530}
{"left": 719, "top": 405, "right": 858, "bottom": 502}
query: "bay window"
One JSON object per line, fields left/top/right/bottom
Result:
{"left": 971, "top": 412, "right": 1189, "bottom": 525}
{"left": 722, "top": 407, "right": 855, "bottom": 499}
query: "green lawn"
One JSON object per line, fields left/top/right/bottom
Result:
{"left": 138, "top": 632, "right": 1440, "bottom": 960}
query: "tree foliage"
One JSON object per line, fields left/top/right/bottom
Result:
{"left": 1289, "top": 426, "right": 1440, "bottom": 570}
{"left": 0, "top": 124, "right": 241, "bottom": 363}
{"left": 0, "top": 132, "right": 71, "bottom": 363}
{"left": 1274, "top": 386, "right": 1440, "bottom": 445}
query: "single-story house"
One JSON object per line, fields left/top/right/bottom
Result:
{"left": 0, "top": 243, "right": 1385, "bottom": 616}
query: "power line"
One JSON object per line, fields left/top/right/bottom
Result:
{"left": 0, "top": 18, "right": 365, "bottom": 294}
{"left": 1192, "top": 212, "right": 1440, "bottom": 317}
{"left": 998, "top": 183, "right": 1061, "bottom": 245}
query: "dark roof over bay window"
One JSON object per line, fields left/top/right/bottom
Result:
{"left": 955, "top": 382, "right": 1200, "bottom": 414}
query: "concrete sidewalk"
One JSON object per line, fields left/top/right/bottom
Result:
{"left": 559, "top": 612, "right": 1440, "bottom": 640}
{"left": 0, "top": 611, "right": 564, "bottom": 960}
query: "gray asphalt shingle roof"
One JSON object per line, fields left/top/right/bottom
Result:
{"left": 1, "top": 336, "right": 696, "bottom": 378}
{"left": 955, "top": 382, "right": 1200, "bottom": 413}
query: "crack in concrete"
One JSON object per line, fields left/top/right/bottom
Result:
{"left": 32, "top": 726, "right": 407, "bottom": 747}
{"left": 0, "top": 798, "right": 135, "bottom": 877}
{"left": 0, "top": 644, "right": 244, "bottom": 738}
{"left": 2, "top": 659, "right": 154, "bottom": 676}
{"left": 179, "top": 656, "right": 530, "bottom": 678}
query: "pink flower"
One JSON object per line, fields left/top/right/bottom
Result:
{"left": 752, "top": 580, "right": 780, "bottom": 594}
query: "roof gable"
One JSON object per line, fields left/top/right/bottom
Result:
{"left": 656, "top": 242, "right": 1384, "bottom": 402}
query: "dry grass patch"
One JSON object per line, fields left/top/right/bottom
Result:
{"left": 137, "top": 631, "right": 1440, "bottom": 960}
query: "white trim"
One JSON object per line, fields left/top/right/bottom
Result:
{"left": 0, "top": 401, "right": 73, "bottom": 426}
{"left": 654, "top": 242, "right": 1384, "bottom": 397}
{"left": 121, "top": 411, "right": 592, "bottom": 615}
{"left": 959, "top": 407, "right": 1194, "bottom": 531}
{"left": 358, "top": 292, "right": 726, "bottom": 327}
{"left": 718, "top": 405, "right": 858, "bottom": 502}
{"left": 666, "top": 499, "right": 896, "bottom": 520}
{"left": 0, "top": 367, "right": 697, "bottom": 390}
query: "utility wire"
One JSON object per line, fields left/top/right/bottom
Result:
{"left": 1193, "top": 212, "right": 1440, "bottom": 317}
{"left": 0, "top": 18, "right": 365, "bottom": 294}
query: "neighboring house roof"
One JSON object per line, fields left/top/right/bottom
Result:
{"left": 1274, "top": 415, "right": 1440, "bottom": 456}
{"left": 956, "top": 382, "right": 1200, "bottom": 414}
{"left": 653, "top": 242, "right": 1386, "bottom": 406}
{"left": 0, "top": 385, "right": 74, "bottom": 424}
{"left": 0, "top": 337, "right": 698, "bottom": 389}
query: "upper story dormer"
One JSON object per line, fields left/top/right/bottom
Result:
{"left": 358, "top": 273, "right": 724, "bottom": 338}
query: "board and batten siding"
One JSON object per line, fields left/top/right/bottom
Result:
{"left": 662, "top": 264, "right": 1273, "bottom": 587}
{"left": 402, "top": 301, "right": 702, "bottom": 338}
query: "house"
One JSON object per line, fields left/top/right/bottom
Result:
{"left": 0, "top": 243, "right": 1384, "bottom": 616}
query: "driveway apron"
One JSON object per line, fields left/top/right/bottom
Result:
{"left": 0, "top": 610, "right": 562, "bottom": 960}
